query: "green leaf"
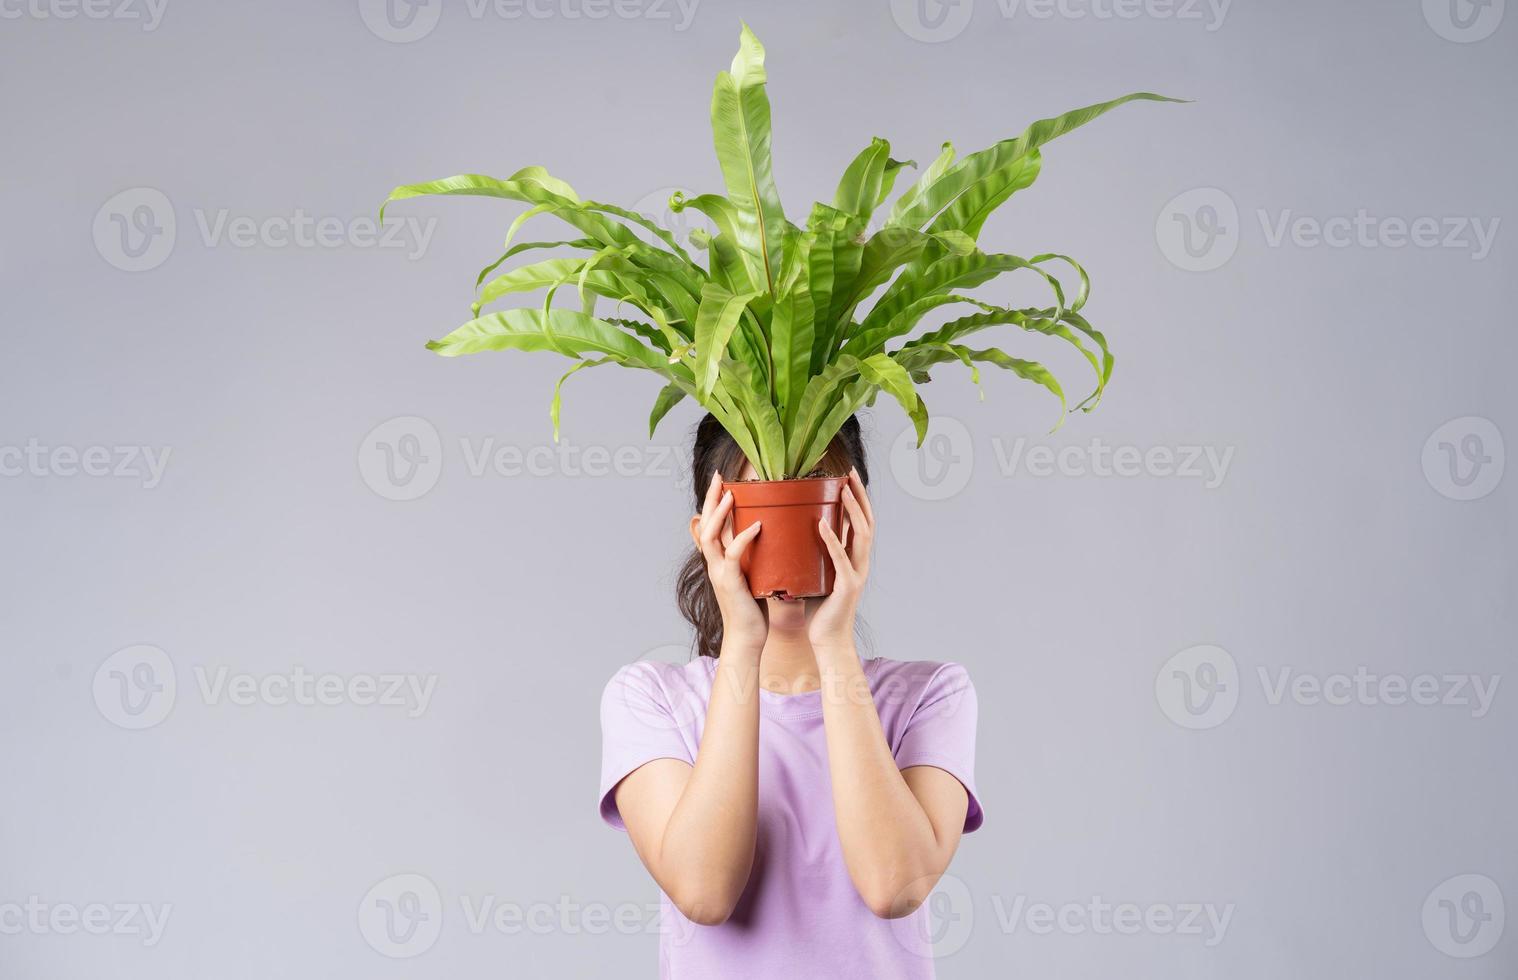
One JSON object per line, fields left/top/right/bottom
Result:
{"left": 717, "top": 358, "right": 786, "bottom": 479}
{"left": 670, "top": 191, "right": 763, "bottom": 291}
{"left": 862, "top": 250, "right": 1067, "bottom": 340}
{"left": 803, "top": 205, "right": 868, "bottom": 368}
{"left": 474, "top": 238, "right": 597, "bottom": 289}
{"left": 475, "top": 257, "right": 623, "bottom": 314}
{"left": 694, "top": 283, "right": 761, "bottom": 400}
{"left": 710, "top": 25, "right": 787, "bottom": 295}
{"left": 427, "top": 308, "right": 668, "bottom": 371}
{"left": 550, "top": 358, "right": 613, "bottom": 441}
{"left": 648, "top": 381, "right": 687, "bottom": 437}
{"left": 858, "top": 353, "right": 928, "bottom": 445}
{"left": 928, "top": 149, "right": 1042, "bottom": 240}
{"left": 887, "top": 93, "right": 1183, "bottom": 231}
{"left": 901, "top": 342, "right": 1067, "bottom": 430}
{"left": 888, "top": 141, "right": 955, "bottom": 224}
{"left": 833, "top": 138, "right": 913, "bottom": 219}
{"left": 770, "top": 273, "right": 815, "bottom": 429}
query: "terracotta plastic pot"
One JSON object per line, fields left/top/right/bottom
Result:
{"left": 723, "top": 475, "right": 846, "bottom": 599}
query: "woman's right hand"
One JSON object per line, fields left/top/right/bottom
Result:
{"left": 697, "top": 472, "right": 767, "bottom": 653}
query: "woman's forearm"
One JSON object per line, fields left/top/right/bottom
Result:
{"left": 654, "top": 643, "right": 762, "bottom": 923}
{"left": 816, "top": 644, "right": 950, "bottom": 918}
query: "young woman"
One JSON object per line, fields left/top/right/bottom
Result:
{"left": 598, "top": 414, "right": 983, "bottom": 979}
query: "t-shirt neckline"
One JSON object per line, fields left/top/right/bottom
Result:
{"left": 701, "top": 655, "right": 879, "bottom": 720}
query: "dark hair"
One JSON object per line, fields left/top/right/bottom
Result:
{"left": 676, "top": 413, "right": 870, "bottom": 658}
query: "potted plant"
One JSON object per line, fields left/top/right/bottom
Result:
{"left": 382, "top": 26, "right": 1177, "bottom": 598}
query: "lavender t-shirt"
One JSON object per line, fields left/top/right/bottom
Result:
{"left": 598, "top": 656, "right": 983, "bottom": 979}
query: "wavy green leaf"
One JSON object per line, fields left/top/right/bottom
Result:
{"left": 887, "top": 93, "right": 1183, "bottom": 231}
{"left": 427, "top": 308, "right": 668, "bottom": 371}
{"left": 710, "top": 24, "right": 787, "bottom": 295}
{"left": 648, "top": 381, "right": 687, "bottom": 437}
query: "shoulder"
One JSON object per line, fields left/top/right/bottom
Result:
{"left": 866, "top": 657, "right": 975, "bottom": 709}
{"left": 600, "top": 656, "right": 715, "bottom": 715}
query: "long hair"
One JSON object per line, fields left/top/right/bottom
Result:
{"left": 676, "top": 413, "right": 870, "bottom": 658}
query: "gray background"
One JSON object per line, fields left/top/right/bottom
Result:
{"left": 2, "top": 0, "right": 1514, "bottom": 976}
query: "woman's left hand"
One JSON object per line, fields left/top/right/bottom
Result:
{"left": 809, "top": 467, "right": 874, "bottom": 651}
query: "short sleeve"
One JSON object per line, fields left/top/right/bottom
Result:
{"left": 598, "top": 663, "right": 698, "bottom": 831}
{"left": 894, "top": 662, "right": 984, "bottom": 833}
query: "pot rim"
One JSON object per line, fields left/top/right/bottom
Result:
{"left": 720, "top": 474, "right": 848, "bottom": 486}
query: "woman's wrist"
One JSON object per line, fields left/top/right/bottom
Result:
{"left": 718, "top": 633, "right": 765, "bottom": 663}
{"left": 812, "top": 639, "right": 859, "bottom": 668}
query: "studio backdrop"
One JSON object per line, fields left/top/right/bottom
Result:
{"left": 2, "top": 0, "right": 1513, "bottom": 977}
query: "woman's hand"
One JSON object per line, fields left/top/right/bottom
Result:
{"left": 697, "top": 472, "right": 767, "bottom": 654}
{"left": 809, "top": 467, "right": 873, "bottom": 651}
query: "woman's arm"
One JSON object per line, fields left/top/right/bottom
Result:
{"left": 814, "top": 647, "right": 969, "bottom": 918}
{"left": 811, "top": 470, "right": 970, "bottom": 919}
{"left": 612, "top": 476, "right": 767, "bottom": 926}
